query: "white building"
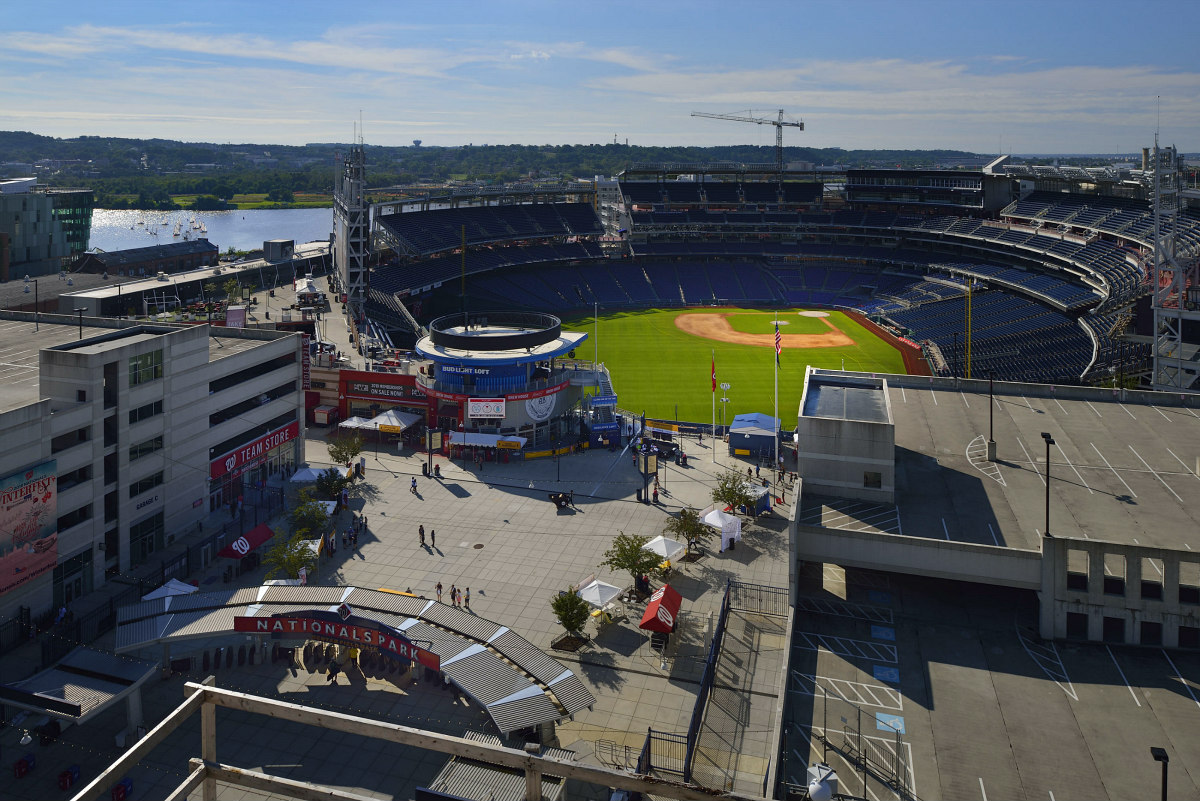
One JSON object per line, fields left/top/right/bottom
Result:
{"left": 0, "top": 311, "right": 304, "bottom": 622}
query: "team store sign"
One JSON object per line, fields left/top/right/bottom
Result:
{"left": 210, "top": 422, "right": 300, "bottom": 480}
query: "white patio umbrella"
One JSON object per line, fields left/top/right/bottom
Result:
{"left": 577, "top": 579, "right": 622, "bottom": 609}
{"left": 643, "top": 535, "right": 685, "bottom": 562}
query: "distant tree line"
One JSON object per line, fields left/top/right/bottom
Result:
{"left": 2, "top": 130, "right": 993, "bottom": 209}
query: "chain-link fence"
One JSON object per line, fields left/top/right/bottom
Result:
{"left": 783, "top": 674, "right": 917, "bottom": 801}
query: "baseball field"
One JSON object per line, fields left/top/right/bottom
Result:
{"left": 563, "top": 307, "right": 917, "bottom": 425}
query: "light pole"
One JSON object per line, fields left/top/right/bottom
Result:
{"left": 1041, "top": 432, "right": 1054, "bottom": 536}
{"left": 719, "top": 383, "right": 731, "bottom": 430}
{"left": 1151, "top": 747, "right": 1169, "bottom": 801}
{"left": 987, "top": 370, "right": 996, "bottom": 461}
{"left": 24, "top": 279, "right": 38, "bottom": 332}
{"left": 74, "top": 307, "right": 86, "bottom": 340}
{"left": 952, "top": 331, "right": 959, "bottom": 382}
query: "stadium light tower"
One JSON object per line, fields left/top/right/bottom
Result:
{"left": 691, "top": 109, "right": 804, "bottom": 172}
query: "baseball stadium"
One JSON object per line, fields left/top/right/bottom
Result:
{"left": 48, "top": 149, "right": 1200, "bottom": 801}
{"left": 319, "top": 151, "right": 1199, "bottom": 800}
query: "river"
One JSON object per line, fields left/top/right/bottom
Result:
{"left": 89, "top": 208, "right": 333, "bottom": 253}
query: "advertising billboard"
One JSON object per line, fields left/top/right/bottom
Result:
{"left": 0, "top": 460, "right": 58, "bottom": 596}
{"left": 467, "top": 398, "right": 506, "bottom": 419}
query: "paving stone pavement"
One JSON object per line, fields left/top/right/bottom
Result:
{"left": 0, "top": 433, "right": 790, "bottom": 801}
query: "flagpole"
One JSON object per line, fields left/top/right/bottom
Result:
{"left": 711, "top": 349, "right": 716, "bottom": 463}
{"left": 774, "top": 312, "right": 779, "bottom": 507}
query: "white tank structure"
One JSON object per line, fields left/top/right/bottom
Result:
{"left": 806, "top": 763, "right": 839, "bottom": 801}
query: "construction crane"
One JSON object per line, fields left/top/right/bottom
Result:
{"left": 690, "top": 109, "right": 804, "bottom": 172}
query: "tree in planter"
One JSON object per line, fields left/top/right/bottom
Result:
{"left": 289, "top": 488, "right": 331, "bottom": 537}
{"left": 599, "top": 531, "right": 662, "bottom": 587}
{"left": 314, "top": 467, "right": 350, "bottom": 502}
{"left": 262, "top": 529, "right": 316, "bottom": 581}
{"left": 327, "top": 431, "right": 365, "bottom": 471}
{"left": 711, "top": 466, "right": 754, "bottom": 516}
{"left": 662, "top": 507, "right": 714, "bottom": 556}
{"left": 550, "top": 590, "right": 590, "bottom": 639}
{"left": 222, "top": 277, "right": 242, "bottom": 304}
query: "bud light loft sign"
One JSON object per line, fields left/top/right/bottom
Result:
{"left": 234, "top": 611, "right": 440, "bottom": 671}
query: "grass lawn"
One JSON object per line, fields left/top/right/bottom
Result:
{"left": 563, "top": 308, "right": 906, "bottom": 425}
{"left": 723, "top": 310, "right": 832, "bottom": 336}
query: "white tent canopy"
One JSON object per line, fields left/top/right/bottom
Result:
{"left": 643, "top": 535, "right": 685, "bottom": 562}
{"left": 369, "top": 409, "right": 422, "bottom": 433}
{"left": 704, "top": 508, "right": 743, "bottom": 552}
{"left": 141, "top": 578, "right": 197, "bottom": 601}
{"left": 290, "top": 466, "right": 350, "bottom": 483}
{"left": 577, "top": 579, "right": 622, "bottom": 609}
{"left": 338, "top": 416, "right": 374, "bottom": 430}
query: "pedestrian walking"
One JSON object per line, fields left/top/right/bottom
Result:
{"left": 361, "top": 515, "right": 367, "bottom": 532}
{"left": 430, "top": 529, "right": 436, "bottom": 548}
{"left": 464, "top": 588, "right": 470, "bottom": 610}
{"left": 747, "top": 466, "right": 753, "bottom": 479}
{"left": 341, "top": 530, "right": 347, "bottom": 548}
{"left": 411, "top": 477, "right": 418, "bottom": 495}
{"left": 436, "top": 582, "right": 443, "bottom": 603}
{"left": 569, "top": 489, "right": 575, "bottom": 507}
{"left": 326, "top": 661, "right": 340, "bottom": 683}
{"left": 351, "top": 530, "right": 358, "bottom": 551}
{"left": 755, "top": 463, "right": 760, "bottom": 478}
{"left": 449, "top": 584, "right": 458, "bottom": 607}
{"left": 419, "top": 524, "right": 425, "bottom": 546}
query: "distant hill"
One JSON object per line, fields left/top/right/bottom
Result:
{"left": 0, "top": 130, "right": 988, "bottom": 208}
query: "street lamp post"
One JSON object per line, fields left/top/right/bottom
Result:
{"left": 1151, "top": 747, "right": 1169, "bottom": 801}
{"left": 987, "top": 370, "right": 996, "bottom": 461}
{"left": 1041, "top": 432, "right": 1055, "bottom": 536}
{"left": 74, "top": 307, "right": 86, "bottom": 340}
{"left": 952, "top": 331, "right": 959, "bottom": 382}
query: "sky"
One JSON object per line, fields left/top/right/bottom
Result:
{"left": 3, "top": 0, "right": 1199, "bottom": 154}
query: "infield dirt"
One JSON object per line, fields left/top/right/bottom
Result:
{"left": 674, "top": 311, "right": 855, "bottom": 349}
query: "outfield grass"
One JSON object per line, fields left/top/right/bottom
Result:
{"left": 563, "top": 308, "right": 906, "bottom": 425}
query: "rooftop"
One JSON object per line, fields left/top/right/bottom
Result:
{"left": 801, "top": 372, "right": 891, "bottom": 424}
{"left": 800, "top": 372, "right": 1200, "bottom": 552}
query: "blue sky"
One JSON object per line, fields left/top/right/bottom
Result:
{"left": 3, "top": 0, "right": 1198, "bottom": 153}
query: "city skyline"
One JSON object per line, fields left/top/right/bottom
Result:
{"left": 3, "top": 0, "right": 1198, "bottom": 154}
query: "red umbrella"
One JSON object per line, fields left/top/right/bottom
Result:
{"left": 217, "top": 523, "right": 274, "bottom": 559}
{"left": 639, "top": 584, "right": 682, "bottom": 633}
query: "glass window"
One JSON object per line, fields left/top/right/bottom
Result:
{"left": 129, "top": 471, "right": 164, "bottom": 498}
{"left": 129, "top": 350, "right": 163, "bottom": 387}
{"left": 128, "top": 399, "right": 163, "bottom": 425}
{"left": 129, "top": 435, "right": 164, "bottom": 462}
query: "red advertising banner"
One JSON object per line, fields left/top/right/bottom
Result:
{"left": 420, "top": 379, "right": 567, "bottom": 404}
{"left": 0, "top": 460, "right": 57, "bottom": 596}
{"left": 301, "top": 333, "right": 311, "bottom": 391}
{"left": 210, "top": 421, "right": 300, "bottom": 479}
{"left": 233, "top": 614, "right": 441, "bottom": 670}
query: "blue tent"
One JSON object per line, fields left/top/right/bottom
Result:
{"left": 728, "top": 412, "right": 780, "bottom": 457}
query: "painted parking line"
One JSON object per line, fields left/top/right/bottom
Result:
{"left": 1053, "top": 397, "right": 1069, "bottom": 415}
{"left": 795, "top": 595, "right": 894, "bottom": 624}
{"left": 871, "top": 625, "right": 896, "bottom": 641}
{"left": 1117, "top": 403, "right": 1137, "bottom": 420}
{"left": 792, "top": 724, "right": 917, "bottom": 800}
{"left": 1085, "top": 400, "right": 1103, "bottom": 418}
{"left": 1106, "top": 646, "right": 1141, "bottom": 707}
{"left": 873, "top": 665, "right": 900, "bottom": 685}
{"left": 960, "top": 391, "right": 970, "bottom": 408}
{"left": 941, "top": 518, "right": 951, "bottom": 540}
{"left": 789, "top": 672, "right": 903, "bottom": 711}
{"left": 987, "top": 523, "right": 1000, "bottom": 546}
{"left": 1162, "top": 649, "right": 1200, "bottom": 710}
{"left": 1016, "top": 624, "right": 1078, "bottom": 700}
{"left": 1058, "top": 443, "right": 1093, "bottom": 494}
{"left": 876, "top": 712, "right": 905, "bottom": 734}
{"left": 1016, "top": 436, "right": 1044, "bottom": 486}
{"left": 1151, "top": 405, "right": 1171, "bottom": 422}
{"left": 1128, "top": 445, "right": 1183, "bottom": 502}
{"left": 1165, "top": 446, "right": 1200, "bottom": 481}
{"left": 1090, "top": 442, "right": 1137, "bottom": 498}
{"left": 793, "top": 631, "right": 899, "bottom": 663}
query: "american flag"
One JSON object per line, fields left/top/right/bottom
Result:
{"left": 774, "top": 321, "right": 781, "bottom": 364}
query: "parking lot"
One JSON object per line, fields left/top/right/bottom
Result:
{"left": 784, "top": 564, "right": 1200, "bottom": 800}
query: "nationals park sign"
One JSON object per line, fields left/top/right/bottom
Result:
{"left": 233, "top": 611, "right": 441, "bottom": 671}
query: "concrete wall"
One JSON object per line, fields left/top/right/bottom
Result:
{"left": 794, "top": 519, "right": 1042, "bottom": 590}
{"left": 1040, "top": 534, "right": 1200, "bottom": 647}
{"left": 795, "top": 416, "right": 895, "bottom": 504}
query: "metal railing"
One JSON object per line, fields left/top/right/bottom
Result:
{"left": 683, "top": 580, "right": 733, "bottom": 784}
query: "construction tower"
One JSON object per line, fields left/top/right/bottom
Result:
{"left": 333, "top": 141, "right": 368, "bottom": 323}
